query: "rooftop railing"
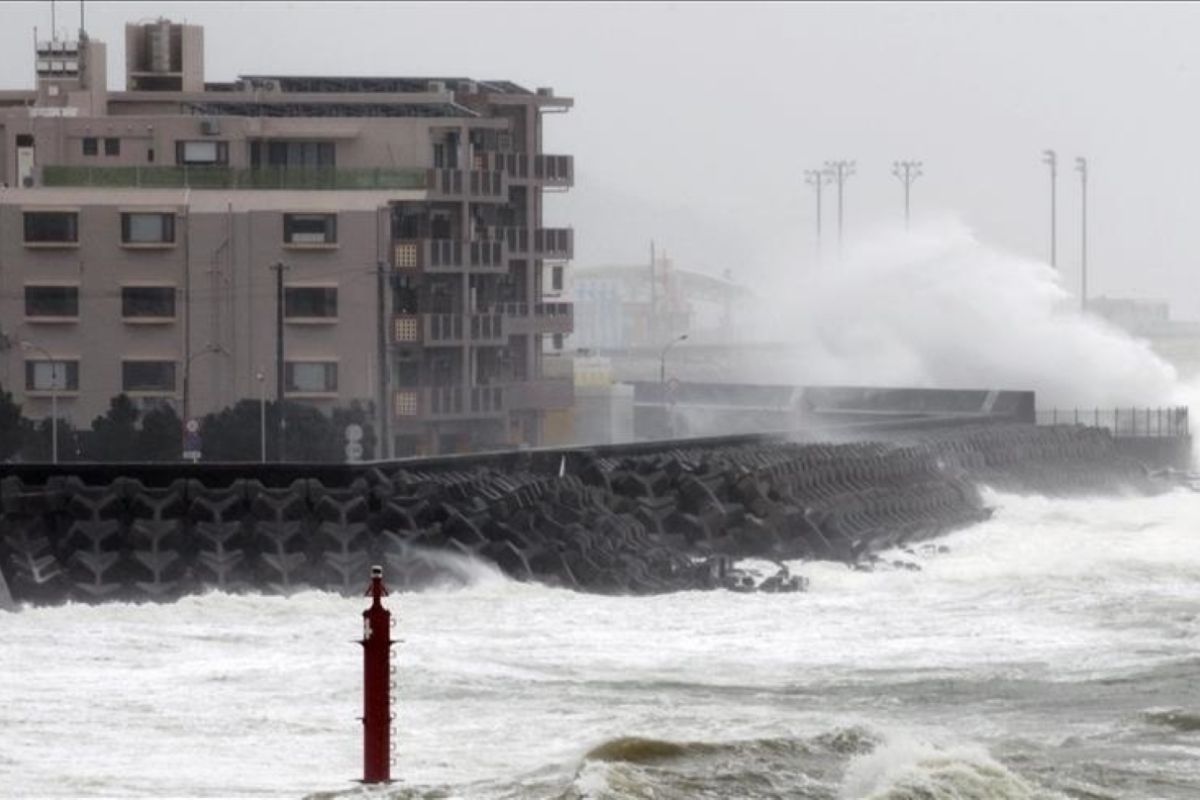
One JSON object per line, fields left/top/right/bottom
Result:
{"left": 1037, "top": 407, "right": 1189, "bottom": 438}
{"left": 41, "top": 165, "right": 427, "bottom": 190}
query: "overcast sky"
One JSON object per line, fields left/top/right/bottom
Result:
{"left": 4, "top": 1, "right": 1200, "bottom": 317}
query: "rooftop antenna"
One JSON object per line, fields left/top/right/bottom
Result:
{"left": 50, "top": 0, "right": 56, "bottom": 40}
{"left": 80, "top": 0, "right": 85, "bottom": 37}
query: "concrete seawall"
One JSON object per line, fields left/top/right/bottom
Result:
{"left": 0, "top": 422, "right": 1176, "bottom": 606}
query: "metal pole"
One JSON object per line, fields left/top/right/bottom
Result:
{"left": 1076, "top": 156, "right": 1088, "bottom": 310}
{"left": 360, "top": 565, "right": 393, "bottom": 784}
{"left": 271, "top": 262, "right": 288, "bottom": 461}
{"left": 804, "top": 168, "right": 830, "bottom": 263}
{"left": 257, "top": 369, "right": 266, "bottom": 463}
{"left": 50, "top": 362, "right": 58, "bottom": 464}
{"left": 824, "top": 160, "right": 856, "bottom": 259}
{"left": 892, "top": 160, "right": 923, "bottom": 230}
{"left": 375, "top": 261, "right": 390, "bottom": 461}
{"left": 1043, "top": 149, "right": 1057, "bottom": 268}
{"left": 659, "top": 333, "right": 687, "bottom": 438}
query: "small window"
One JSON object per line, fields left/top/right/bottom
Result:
{"left": 122, "top": 361, "right": 177, "bottom": 393}
{"left": 104, "top": 137, "right": 120, "bottom": 156}
{"left": 25, "top": 360, "right": 80, "bottom": 391}
{"left": 82, "top": 137, "right": 98, "bottom": 156}
{"left": 25, "top": 286, "right": 79, "bottom": 318}
{"left": 23, "top": 211, "right": 78, "bottom": 244}
{"left": 551, "top": 265, "right": 564, "bottom": 293}
{"left": 285, "top": 362, "right": 338, "bottom": 394}
{"left": 283, "top": 213, "right": 337, "bottom": 245}
{"left": 147, "top": 147, "right": 155, "bottom": 163}
{"left": 285, "top": 287, "right": 338, "bottom": 319}
{"left": 122, "top": 286, "right": 176, "bottom": 319}
{"left": 552, "top": 333, "right": 565, "bottom": 351}
{"left": 175, "top": 140, "right": 228, "bottom": 165}
{"left": 121, "top": 212, "right": 176, "bottom": 245}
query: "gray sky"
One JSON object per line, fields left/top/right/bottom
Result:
{"left": 4, "top": 1, "right": 1199, "bottom": 316}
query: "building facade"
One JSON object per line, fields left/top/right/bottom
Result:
{"left": 0, "top": 19, "right": 574, "bottom": 457}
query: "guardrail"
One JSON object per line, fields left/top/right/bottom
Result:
{"left": 1036, "top": 407, "right": 1189, "bottom": 438}
{"left": 42, "top": 165, "right": 427, "bottom": 190}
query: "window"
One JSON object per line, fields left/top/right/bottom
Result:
{"left": 122, "top": 286, "right": 176, "bottom": 319}
{"left": 250, "top": 140, "right": 335, "bottom": 168}
{"left": 25, "top": 286, "right": 79, "bottom": 318}
{"left": 283, "top": 213, "right": 337, "bottom": 245}
{"left": 25, "top": 360, "right": 79, "bottom": 392}
{"left": 24, "top": 211, "right": 78, "bottom": 244}
{"left": 122, "top": 361, "right": 177, "bottom": 393}
{"left": 104, "top": 137, "right": 120, "bottom": 156}
{"left": 121, "top": 212, "right": 176, "bottom": 245}
{"left": 285, "top": 287, "right": 338, "bottom": 319}
{"left": 285, "top": 362, "right": 338, "bottom": 394}
{"left": 82, "top": 137, "right": 98, "bottom": 156}
{"left": 551, "top": 265, "right": 564, "bottom": 293}
{"left": 175, "top": 140, "right": 228, "bottom": 165}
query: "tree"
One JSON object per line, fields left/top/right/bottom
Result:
{"left": 199, "top": 399, "right": 378, "bottom": 462}
{"left": 85, "top": 395, "right": 141, "bottom": 461}
{"left": 138, "top": 405, "right": 183, "bottom": 462}
{"left": 0, "top": 382, "right": 30, "bottom": 462}
{"left": 20, "top": 416, "right": 83, "bottom": 462}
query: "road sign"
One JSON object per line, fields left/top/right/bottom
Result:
{"left": 345, "top": 442, "right": 364, "bottom": 462}
{"left": 345, "top": 424, "right": 364, "bottom": 443}
{"left": 185, "top": 418, "right": 200, "bottom": 434}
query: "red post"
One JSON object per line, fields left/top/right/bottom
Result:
{"left": 361, "top": 565, "right": 392, "bottom": 784}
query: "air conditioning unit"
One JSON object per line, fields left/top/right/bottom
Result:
{"left": 536, "top": 87, "right": 554, "bottom": 97}
{"left": 199, "top": 118, "right": 220, "bottom": 136}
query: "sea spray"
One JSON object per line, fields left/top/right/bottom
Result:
{"left": 750, "top": 218, "right": 1178, "bottom": 409}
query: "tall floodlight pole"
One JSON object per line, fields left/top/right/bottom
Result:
{"left": 824, "top": 160, "right": 856, "bottom": 258}
{"left": 1076, "top": 156, "right": 1088, "bottom": 311}
{"left": 804, "top": 168, "right": 831, "bottom": 263}
{"left": 1043, "top": 149, "right": 1058, "bottom": 268}
{"left": 892, "top": 160, "right": 923, "bottom": 230}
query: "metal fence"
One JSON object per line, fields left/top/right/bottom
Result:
{"left": 1036, "top": 407, "right": 1189, "bottom": 438}
{"left": 41, "top": 165, "right": 427, "bottom": 190}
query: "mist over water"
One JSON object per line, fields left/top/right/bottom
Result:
{"left": 752, "top": 219, "right": 1182, "bottom": 409}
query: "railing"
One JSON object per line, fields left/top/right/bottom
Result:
{"left": 1036, "top": 407, "right": 1189, "bottom": 438}
{"left": 505, "top": 378, "right": 574, "bottom": 411}
{"left": 42, "top": 165, "right": 426, "bottom": 190}
{"left": 427, "top": 386, "right": 506, "bottom": 418}
{"left": 425, "top": 168, "right": 505, "bottom": 200}
{"left": 393, "top": 239, "right": 506, "bottom": 272}
{"left": 423, "top": 313, "right": 506, "bottom": 345}
{"left": 534, "top": 227, "right": 573, "bottom": 259}
{"left": 473, "top": 153, "right": 573, "bottom": 187}
{"left": 489, "top": 301, "right": 573, "bottom": 335}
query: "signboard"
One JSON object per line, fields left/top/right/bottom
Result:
{"left": 183, "top": 422, "right": 202, "bottom": 462}
{"left": 344, "top": 423, "right": 364, "bottom": 463}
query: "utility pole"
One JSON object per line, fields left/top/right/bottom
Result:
{"left": 892, "top": 160, "right": 923, "bottom": 230}
{"left": 649, "top": 240, "right": 657, "bottom": 344}
{"left": 271, "top": 261, "right": 288, "bottom": 462}
{"left": 1043, "top": 149, "right": 1057, "bottom": 268}
{"left": 1077, "top": 156, "right": 1088, "bottom": 311}
{"left": 804, "top": 168, "right": 831, "bottom": 263}
{"left": 824, "top": 160, "right": 856, "bottom": 258}
{"left": 375, "top": 261, "right": 390, "bottom": 461}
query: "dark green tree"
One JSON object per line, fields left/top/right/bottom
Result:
{"left": 21, "top": 416, "right": 83, "bottom": 462}
{"left": 199, "top": 399, "right": 378, "bottom": 462}
{"left": 0, "top": 382, "right": 30, "bottom": 462}
{"left": 85, "top": 394, "right": 141, "bottom": 461}
{"left": 137, "top": 404, "right": 184, "bottom": 462}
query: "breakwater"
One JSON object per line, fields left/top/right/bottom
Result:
{"left": 0, "top": 422, "right": 1174, "bottom": 606}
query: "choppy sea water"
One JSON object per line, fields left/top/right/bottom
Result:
{"left": 2, "top": 489, "right": 1199, "bottom": 799}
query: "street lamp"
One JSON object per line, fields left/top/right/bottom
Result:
{"left": 19, "top": 340, "right": 60, "bottom": 464}
{"left": 659, "top": 333, "right": 688, "bottom": 438}
{"left": 256, "top": 369, "right": 266, "bottom": 464}
{"left": 892, "top": 160, "right": 923, "bottom": 230}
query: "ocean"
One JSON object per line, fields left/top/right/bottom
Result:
{"left": 3, "top": 488, "right": 1199, "bottom": 799}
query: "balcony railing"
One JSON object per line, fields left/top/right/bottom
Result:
{"left": 479, "top": 226, "right": 572, "bottom": 260}
{"left": 489, "top": 301, "right": 573, "bottom": 336}
{"left": 42, "top": 165, "right": 426, "bottom": 190}
{"left": 394, "top": 312, "right": 508, "bottom": 345}
{"left": 1036, "top": 407, "right": 1189, "bottom": 438}
{"left": 425, "top": 168, "right": 505, "bottom": 201}
{"left": 472, "top": 153, "right": 573, "bottom": 187}
{"left": 394, "top": 386, "right": 506, "bottom": 419}
{"left": 392, "top": 239, "right": 506, "bottom": 272}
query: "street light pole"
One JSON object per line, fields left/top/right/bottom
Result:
{"left": 256, "top": 369, "right": 266, "bottom": 464}
{"left": 1076, "top": 156, "right": 1088, "bottom": 311}
{"left": 20, "top": 341, "right": 58, "bottom": 464}
{"left": 1043, "top": 149, "right": 1058, "bottom": 268}
{"left": 659, "top": 333, "right": 688, "bottom": 438}
{"left": 824, "top": 160, "right": 856, "bottom": 258}
{"left": 804, "top": 168, "right": 831, "bottom": 263}
{"left": 892, "top": 160, "right": 923, "bottom": 230}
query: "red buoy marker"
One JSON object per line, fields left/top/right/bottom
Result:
{"left": 360, "top": 565, "right": 392, "bottom": 784}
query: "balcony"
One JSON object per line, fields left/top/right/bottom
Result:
{"left": 473, "top": 153, "right": 573, "bottom": 188}
{"left": 491, "top": 302, "right": 573, "bottom": 336}
{"left": 505, "top": 378, "right": 574, "bottom": 411}
{"left": 392, "top": 239, "right": 506, "bottom": 273}
{"left": 392, "top": 313, "right": 508, "bottom": 345}
{"left": 41, "top": 165, "right": 426, "bottom": 190}
{"left": 393, "top": 386, "right": 506, "bottom": 420}
{"left": 425, "top": 168, "right": 506, "bottom": 202}
{"left": 480, "top": 227, "right": 573, "bottom": 260}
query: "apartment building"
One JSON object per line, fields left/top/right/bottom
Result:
{"left": 0, "top": 19, "right": 574, "bottom": 457}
